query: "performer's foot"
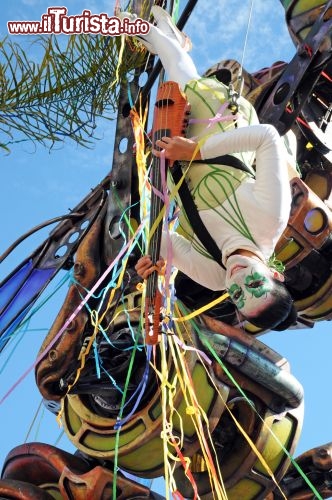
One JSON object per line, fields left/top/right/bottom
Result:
{"left": 151, "top": 6, "right": 192, "bottom": 52}
{"left": 117, "top": 8, "right": 192, "bottom": 54}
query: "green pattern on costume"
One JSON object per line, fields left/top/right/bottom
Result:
{"left": 172, "top": 77, "right": 258, "bottom": 258}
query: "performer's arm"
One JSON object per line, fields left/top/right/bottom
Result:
{"left": 135, "top": 232, "right": 226, "bottom": 291}
{"left": 155, "top": 124, "right": 291, "bottom": 219}
{"left": 200, "top": 124, "right": 291, "bottom": 219}
{"left": 159, "top": 230, "right": 226, "bottom": 290}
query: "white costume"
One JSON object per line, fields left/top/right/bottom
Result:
{"left": 161, "top": 124, "right": 291, "bottom": 290}
{"left": 140, "top": 8, "right": 292, "bottom": 291}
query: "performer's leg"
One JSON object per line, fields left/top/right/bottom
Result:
{"left": 119, "top": 7, "right": 200, "bottom": 88}
{"left": 144, "top": 28, "right": 200, "bottom": 88}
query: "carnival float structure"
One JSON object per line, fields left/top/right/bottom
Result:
{"left": 0, "top": 0, "right": 331, "bottom": 498}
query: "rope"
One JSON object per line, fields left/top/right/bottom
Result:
{"left": 235, "top": 0, "right": 255, "bottom": 97}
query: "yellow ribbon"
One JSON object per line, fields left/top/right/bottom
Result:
{"left": 174, "top": 291, "right": 229, "bottom": 322}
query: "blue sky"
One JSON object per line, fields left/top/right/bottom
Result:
{"left": 1, "top": 0, "right": 331, "bottom": 496}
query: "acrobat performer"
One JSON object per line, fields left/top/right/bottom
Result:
{"left": 123, "top": 6, "right": 297, "bottom": 331}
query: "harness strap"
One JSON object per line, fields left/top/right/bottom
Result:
{"left": 194, "top": 154, "right": 255, "bottom": 176}
{"left": 171, "top": 155, "right": 253, "bottom": 270}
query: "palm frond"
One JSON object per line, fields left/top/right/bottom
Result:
{"left": 0, "top": 32, "right": 146, "bottom": 151}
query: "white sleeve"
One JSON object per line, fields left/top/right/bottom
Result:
{"left": 201, "top": 124, "right": 279, "bottom": 160}
{"left": 160, "top": 230, "right": 226, "bottom": 290}
{"left": 200, "top": 124, "right": 291, "bottom": 219}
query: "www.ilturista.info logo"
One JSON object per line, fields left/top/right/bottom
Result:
{"left": 7, "top": 7, "right": 150, "bottom": 36}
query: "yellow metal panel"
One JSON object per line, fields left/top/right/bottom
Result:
{"left": 150, "top": 400, "right": 162, "bottom": 420}
{"left": 306, "top": 172, "right": 331, "bottom": 201}
{"left": 227, "top": 478, "right": 263, "bottom": 499}
{"left": 302, "top": 295, "right": 332, "bottom": 320}
{"left": 304, "top": 208, "right": 327, "bottom": 234}
{"left": 172, "top": 363, "right": 217, "bottom": 438}
{"left": 42, "top": 485, "right": 63, "bottom": 500}
{"left": 276, "top": 239, "right": 302, "bottom": 263}
{"left": 296, "top": 274, "right": 332, "bottom": 311}
{"left": 243, "top": 321, "right": 263, "bottom": 335}
{"left": 118, "top": 436, "right": 164, "bottom": 472}
{"left": 253, "top": 416, "right": 293, "bottom": 475}
{"left": 81, "top": 421, "right": 146, "bottom": 452}
{"left": 291, "top": 0, "right": 326, "bottom": 15}
{"left": 64, "top": 399, "right": 82, "bottom": 436}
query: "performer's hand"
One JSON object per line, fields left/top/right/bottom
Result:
{"left": 153, "top": 136, "right": 202, "bottom": 162}
{"left": 135, "top": 255, "right": 165, "bottom": 280}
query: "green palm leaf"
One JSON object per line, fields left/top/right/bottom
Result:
{"left": 0, "top": 32, "right": 146, "bottom": 151}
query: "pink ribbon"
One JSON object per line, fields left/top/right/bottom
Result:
{"left": 0, "top": 221, "right": 145, "bottom": 405}
{"left": 189, "top": 102, "right": 238, "bottom": 128}
{"left": 173, "top": 334, "right": 212, "bottom": 366}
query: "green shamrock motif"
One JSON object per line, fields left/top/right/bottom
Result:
{"left": 228, "top": 283, "right": 245, "bottom": 309}
{"left": 244, "top": 272, "right": 272, "bottom": 298}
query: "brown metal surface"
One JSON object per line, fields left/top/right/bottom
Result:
{"left": 2, "top": 442, "right": 90, "bottom": 483}
{"left": 0, "top": 479, "right": 55, "bottom": 499}
{"left": 1, "top": 1, "right": 331, "bottom": 499}
{"left": 276, "top": 177, "right": 332, "bottom": 269}
{"left": 274, "top": 442, "right": 332, "bottom": 499}
{"left": 35, "top": 206, "right": 106, "bottom": 401}
{"left": 1, "top": 442, "right": 156, "bottom": 500}
{"left": 59, "top": 465, "right": 151, "bottom": 500}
